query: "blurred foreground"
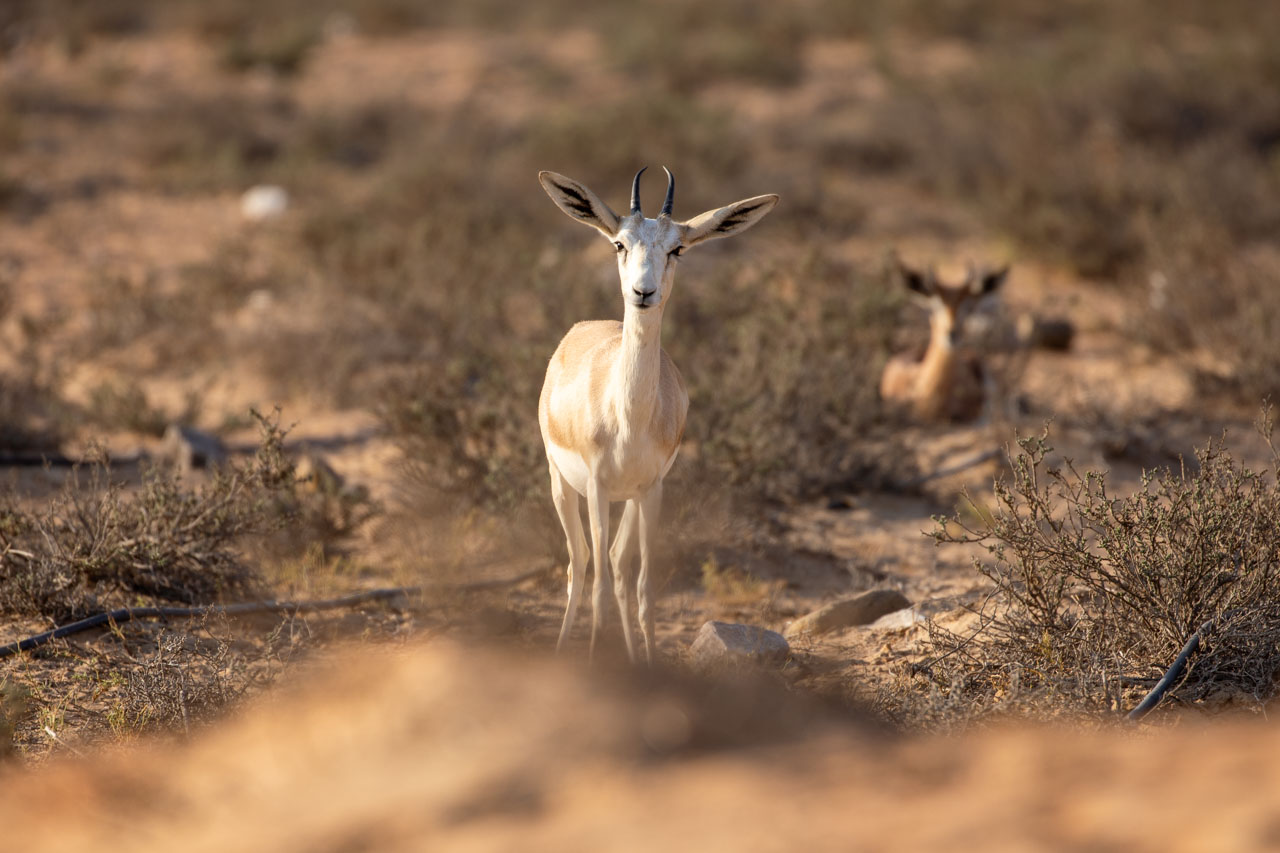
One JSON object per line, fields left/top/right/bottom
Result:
{"left": 5, "top": 639, "right": 1280, "bottom": 852}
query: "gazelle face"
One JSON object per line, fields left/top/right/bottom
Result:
{"left": 538, "top": 166, "right": 779, "bottom": 315}
{"left": 612, "top": 213, "right": 684, "bottom": 311}
{"left": 895, "top": 258, "right": 1009, "bottom": 347}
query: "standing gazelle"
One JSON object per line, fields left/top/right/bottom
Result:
{"left": 538, "top": 167, "right": 778, "bottom": 663}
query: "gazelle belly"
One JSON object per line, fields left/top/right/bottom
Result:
{"left": 547, "top": 442, "right": 591, "bottom": 497}
{"left": 547, "top": 441, "right": 679, "bottom": 502}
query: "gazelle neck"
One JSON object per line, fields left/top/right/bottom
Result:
{"left": 913, "top": 314, "right": 956, "bottom": 417}
{"left": 613, "top": 302, "right": 665, "bottom": 438}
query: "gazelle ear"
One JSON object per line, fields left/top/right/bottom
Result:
{"left": 681, "top": 194, "right": 779, "bottom": 248}
{"left": 974, "top": 265, "right": 1009, "bottom": 295}
{"left": 538, "top": 171, "right": 622, "bottom": 238}
{"left": 892, "top": 254, "right": 934, "bottom": 297}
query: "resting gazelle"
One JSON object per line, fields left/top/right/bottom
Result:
{"left": 538, "top": 167, "right": 778, "bottom": 663}
{"left": 879, "top": 256, "right": 1009, "bottom": 422}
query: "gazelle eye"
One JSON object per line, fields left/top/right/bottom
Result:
{"left": 613, "top": 242, "right": 625, "bottom": 253}
{"left": 669, "top": 246, "right": 683, "bottom": 258}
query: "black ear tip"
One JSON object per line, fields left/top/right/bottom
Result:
{"left": 982, "top": 266, "right": 1011, "bottom": 292}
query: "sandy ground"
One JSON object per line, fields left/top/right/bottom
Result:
{"left": 5, "top": 640, "right": 1280, "bottom": 852}
{"left": 0, "top": 24, "right": 1275, "bottom": 847}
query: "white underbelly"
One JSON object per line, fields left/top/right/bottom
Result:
{"left": 547, "top": 442, "right": 591, "bottom": 496}
{"left": 546, "top": 442, "right": 681, "bottom": 502}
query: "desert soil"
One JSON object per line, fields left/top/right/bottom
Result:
{"left": 0, "top": 26, "right": 1274, "bottom": 849}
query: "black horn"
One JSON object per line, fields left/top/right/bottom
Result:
{"left": 660, "top": 166, "right": 675, "bottom": 217}
{"left": 631, "top": 166, "right": 647, "bottom": 216}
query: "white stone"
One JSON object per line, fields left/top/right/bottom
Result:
{"left": 240, "top": 185, "right": 289, "bottom": 221}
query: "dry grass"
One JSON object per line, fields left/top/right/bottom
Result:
{"left": 0, "top": 413, "right": 296, "bottom": 622}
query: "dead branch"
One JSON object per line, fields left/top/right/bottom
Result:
{"left": 0, "top": 562, "right": 551, "bottom": 659}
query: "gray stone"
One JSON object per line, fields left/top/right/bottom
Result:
{"left": 1016, "top": 313, "right": 1075, "bottom": 351}
{"left": 868, "top": 606, "right": 923, "bottom": 632}
{"left": 689, "top": 621, "right": 790, "bottom": 670}
{"left": 785, "top": 589, "right": 912, "bottom": 639}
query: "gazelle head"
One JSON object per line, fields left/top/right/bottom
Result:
{"left": 539, "top": 168, "right": 779, "bottom": 313}
{"left": 893, "top": 255, "right": 1009, "bottom": 348}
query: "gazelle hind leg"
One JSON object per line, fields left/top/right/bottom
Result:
{"left": 636, "top": 482, "right": 663, "bottom": 665}
{"left": 609, "top": 500, "right": 640, "bottom": 664}
{"left": 585, "top": 478, "right": 612, "bottom": 662}
{"left": 550, "top": 462, "right": 588, "bottom": 653}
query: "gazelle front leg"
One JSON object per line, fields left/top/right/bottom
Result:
{"left": 550, "top": 463, "right": 588, "bottom": 653}
{"left": 585, "top": 476, "right": 613, "bottom": 662}
{"left": 636, "top": 481, "right": 663, "bottom": 665}
{"left": 610, "top": 501, "right": 641, "bottom": 663}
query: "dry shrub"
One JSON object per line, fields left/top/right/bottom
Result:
{"left": 913, "top": 413, "right": 1280, "bottom": 724}
{"left": 671, "top": 252, "right": 905, "bottom": 499}
{"left": 600, "top": 0, "right": 808, "bottom": 91}
{"left": 700, "top": 554, "right": 784, "bottom": 615}
{"left": 0, "top": 276, "right": 71, "bottom": 453}
{"left": 123, "top": 618, "right": 265, "bottom": 734}
{"left": 0, "top": 413, "right": 295, "bottom": 623}
{"left": 0, "top": 376, "right": 69, "bottom": 454}
{"left": 1140, "top": 229, "right": 1280, "bottom": 403}
{"left": 383, "top": 246, "right": 906, "bottom": 520}
{"left": 218, "top": 22, "right": 319, "bottom": 76}
{"left": 82, "top": 380, "right": 175, "bottom": 438}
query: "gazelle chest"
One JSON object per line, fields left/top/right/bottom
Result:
{"left": 547, "top": 431, "right": 676, "bottom": 502}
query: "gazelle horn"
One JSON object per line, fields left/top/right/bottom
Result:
{"left": 631, "top": 166, "right": 647, "bottom": 216}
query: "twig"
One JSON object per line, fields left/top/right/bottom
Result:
{"left": 43, "top": 725, "right": 86, "bottom": 758}
{"left": 0, "top": 563, "right": 551, "bottom": 660}
{"left": 912, "top": 588, "right": 1001, "bottom": 676}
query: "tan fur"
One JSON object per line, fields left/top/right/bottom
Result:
{"left": 879, "top": 259, "right": 1007, "bottom": 423}
{"left": 539, "top": 320, "right": 688, "bottom": 495}
{"left": 880, "top": 339, "right": 985, "bottom": 421}
{"left": 537, "top": 169, "right": 777, "bottom": 664}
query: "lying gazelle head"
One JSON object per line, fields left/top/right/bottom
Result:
{"left": 539, "top": 167, "right": 779, "bottom": 312}
{"left": 893, "top": 255, "right": 1009, "bottom": 347}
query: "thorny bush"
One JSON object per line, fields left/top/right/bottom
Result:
{"left": 0, "top": 412, "right": 297, "bottom": 623}
{"left": 915, "top": 410, "right": 1280, "bottom": 724}
{"left": 123, "top": 615, "right": 291, "bottom": 736}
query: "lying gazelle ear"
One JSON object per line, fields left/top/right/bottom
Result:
{"left": 681, "top": 194, "right": 779, "bottom": 248}
{"left": 892, "top": 254, "right": 934, "bottom": 297}
{"left": 538, "top": 171, "right": 621, "bottom": 238}
{"left": 972, "top": 265, "right": 1010, "bottom": 295}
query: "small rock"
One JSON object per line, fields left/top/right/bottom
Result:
{"left": 240, "top": 185, "right": 289, "bottom": 221}
{"left": 689, "top": 621, "right": 790, "bottom": 671}
{"left": 869, "top": 606, "right": 924, "bottom": 632}
{"left": 159, "top": 424, "right": 227, "bottom": 475}
{"left": 1016, "top": 314, "right": 1075, "bottom": 351}
{"left": 785, "top": 589, "right": 912, "bottom": 639}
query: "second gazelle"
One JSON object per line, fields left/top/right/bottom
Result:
{"left": 538, "top": 167, "right": 778, "bottom": 663}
